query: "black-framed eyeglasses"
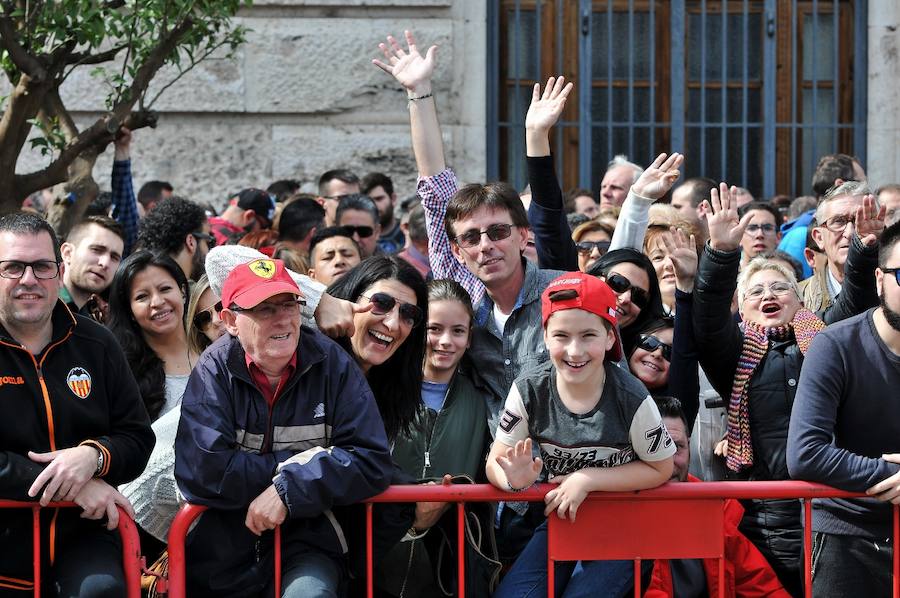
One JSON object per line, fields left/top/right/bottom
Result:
{"left": 575, "top": 240, "right": 611, "bottom": 256}
{"left": 453, "top": 223, "right": 514, "bottom": 249}
{"left": 821, "top": 213, "right": 856, "bottom": 233}
{"left": 604, "top": 273, "right": 650, "bottom": 310}
{"left": 363, "top": 292, "right": 423, "bottom": 327}
{"left": 744, "top": 223, "right": 777, "bottom": 235}
{"left": 0, "top": 260, "right": 60, "bottom": 280}
{"left": 192, "top": 301, "right": 223, "bottom": 329}
{"left": 881, "top": 267, "right": 900, "bottom": 285}
{"left": 636, "top": 334, "right": 672, "bottom": 361}
{"left": 342, "top": 225, "right": 374, "bottom": 239}
{"left": 229, "top": 298, "right": 306, "bottom": 320}
{"left": 192, "top": 232, "right": 217, "bottom": 248}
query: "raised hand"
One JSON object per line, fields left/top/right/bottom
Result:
{"left": 855, "top": 194, "right": 886, "bottom": 247}
{"left": 496, "top": 438, "right": 543, "bottom": 491}
{"left": 661, "top": 226, "right": 698, "bottom": 292}
{"left": 372, "top": 30, "right": 437, "bottom": 95}
{"left": 701, "top": 183, "right": 752, "bottom": 252}
{"left": 525, "top": 76, "right": 574, "bottom": 133}
{"left": 631, "top": 152, "right": 684, "bottom": 201}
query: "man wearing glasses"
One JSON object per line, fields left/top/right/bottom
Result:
{"left": 175, "top": 258, "right": 391, "bottom": 597}
{"left": 335, "top": 194, "right": 382, "bottom": 258}
{"left": 317, "top": 169, "right": 360, "bottom": 227}
{"left": 800, "top": 180, "right": 884, "bottom": 320}
{"left": 737, "top": 202, "right": 782, "bottom": 268}
{"left": 0, "top": 212, "right": 153, "bottom": 595}
{"left": 136, "top": 196, "right": 214, "bottom": 282}
{"left": 788, "top": 220, "right": 900, "bottom": 598}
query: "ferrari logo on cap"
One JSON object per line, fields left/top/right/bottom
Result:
{"left": 248, "top": 259, "right": 276, "bottom": 279}
{"left": 66, "top": 367, "right": 92, "bottom": 399}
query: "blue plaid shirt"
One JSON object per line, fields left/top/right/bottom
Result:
{"left": 111, "top": 159, "right": 139, "bottom": 256}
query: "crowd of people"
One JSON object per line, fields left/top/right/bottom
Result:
{"left": 2, "top": 28, "right": 900, "bottom": 598}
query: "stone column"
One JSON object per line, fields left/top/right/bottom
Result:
{"left": 868, "top": 3, "right": 900, "bottom": 186}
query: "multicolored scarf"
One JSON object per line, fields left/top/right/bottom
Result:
{"left": 726, "top": 307, "right": 825, "bottom": 472}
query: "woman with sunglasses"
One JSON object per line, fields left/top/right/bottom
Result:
{"left": 107, "top": 251, "right": 198, "bottom": 556}
{"left": 186, "top": 274, "right": 225, "bottom": 356}
{"left": 587, "top": 247, "right": 666, "bottom": 356}
{"left": 572, "top": 220, "right": 615, "bottom": 273}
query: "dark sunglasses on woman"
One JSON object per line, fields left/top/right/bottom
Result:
{"left": 341, "top": 225, "right": 375, "bottom": 239}
{"left": 604, "top": 273, "right": 650, "bottom": 310}
{"left": 636, "top": 334, "right": 672, "bottom": 361}
{"left": 192, "top": 302, "right": 223, "bottom": 329}
{"left": 363, "top": 292, "right": 423, "bottom": 327}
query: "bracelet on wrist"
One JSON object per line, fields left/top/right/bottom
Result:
{"left": 506, "top": 479, "right": 533, "bottom": 493}
{"left": 407, "top": 91, "right": 433, "bottom": 102}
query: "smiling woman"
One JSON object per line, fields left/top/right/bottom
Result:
{"left": 326, "top": 254, "right": 428, "bottom": 442}
{"left": 107, "top": 251, "right": 196, "bottom": 421}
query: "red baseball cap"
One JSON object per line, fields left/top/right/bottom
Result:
{"left": 221, "top": 258, "right": 301, "bottom": 309}
{"left": 541, "top": 272, "right": 622, "bottom": 361}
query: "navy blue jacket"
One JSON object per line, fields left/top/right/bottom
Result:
{"left": 174, "top": 327, "right": 392, "bottom": 596}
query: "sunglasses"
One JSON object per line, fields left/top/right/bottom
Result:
{"left": 636, "top": 334, "right": 672, "bottom": 361}
{"left": 454, "top": 223, "right": 514, "bottom": 249}
{"left": 363, "top": 292, "right": 423, "bottom": 327}
{"left": 575, "top": 240, "right": 611, "bottom": 256}
{"left": 882, "top": 267, "right": 900, "bottom": 285}
{"left": 191, "top": 232, "right": 217, "bottom": 248}
{"left": 192, "top": 301, "right": 223, "bottom": 329}
{"left": 342, "top": 225, "right": 375, "bottom": 239}
{"left": 605, "top": 273, "right": 650, "bottom": 310}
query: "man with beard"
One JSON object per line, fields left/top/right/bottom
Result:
{"left": 362, "top": 172, "right": 405, "bottom": 254}
{"left": 787, "top": 220, "right": 900, "bottom": 598}
{"left": 136, "top": 197, "right": 212, "bottom": 282}
{"left": 60, "top": 216, "right": 124, "bottom": 323}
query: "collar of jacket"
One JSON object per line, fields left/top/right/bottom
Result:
{"left": 0, "top": 299, "right": 77, "bottom": 349}
{"left": 474, "top": 258, "right": 541, "bottom": 327}
{"left": 224, "top": 324, "right": 328, "bottom": 387}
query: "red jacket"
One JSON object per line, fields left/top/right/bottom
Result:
{"left": 645, "top": 476, "right": 791, "bottom": 598}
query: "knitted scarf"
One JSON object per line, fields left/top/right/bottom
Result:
{"left": 726, "top": 307, "right": 825, "bottom": 472}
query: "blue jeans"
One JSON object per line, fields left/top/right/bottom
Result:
{"left": 264, "top": 550, "right": 342, "bottom": 598}
{"left": 494, "top": 521, "right": 644, "bottom": 598}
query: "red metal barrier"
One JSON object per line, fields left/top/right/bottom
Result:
{"left": 0, "top": 500, "right": 143, "bottom": 598}
{"left": 166, "top": 482, "right": 900, "bottom": 598}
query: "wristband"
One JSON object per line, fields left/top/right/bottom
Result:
{"left": 407, "top": 92, "right": 433, "bottom": 102}
{"left": 506, "top": 479, "right": 532, "bottom": 493}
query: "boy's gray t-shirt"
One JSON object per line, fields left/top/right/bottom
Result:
{"left": 495, "top": 361, "right": 675, "bottom": 478}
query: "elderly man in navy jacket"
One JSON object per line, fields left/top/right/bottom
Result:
{"left": 175, "top": 258, "right": 392, "bottom": 597}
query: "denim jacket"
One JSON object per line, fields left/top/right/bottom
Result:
{"left": 467, "top": 259, "right": 564, "bottom": 434}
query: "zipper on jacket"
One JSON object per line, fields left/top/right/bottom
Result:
{"left": 421, "top": 408, "right": 444, "bottom": 478}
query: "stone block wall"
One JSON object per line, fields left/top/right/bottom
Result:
{"left": 14, "top": 1, "right": 487, "bottom": 208}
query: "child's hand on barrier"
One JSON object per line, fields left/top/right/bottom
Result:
{"left": 497, "top": 438, "right": 542, "bottom": 491}
{"left": 544, "top": 471, "right": 589, "bottom": 522}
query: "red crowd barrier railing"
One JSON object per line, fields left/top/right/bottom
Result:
{"left": 0, "top": 499, "right": 143, "bottom": 598}
{"left": 165, "top": 482, "right": 899, "bottom": 598}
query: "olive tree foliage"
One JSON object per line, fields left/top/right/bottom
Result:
{"left": 0, "top": 0, "right": 249, "bottom": 235}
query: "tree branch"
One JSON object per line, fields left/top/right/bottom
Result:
{"left": 64, "top": 43, "right": 127, "bottom": 67}
{"left": 14, "top": 109, "right": 157, "bottom": 193}
{"left": 0, "top": 16, "right": 46, "bottom": 79}
{"left": 39, "top": 87, "right": 78, "bottom": 142}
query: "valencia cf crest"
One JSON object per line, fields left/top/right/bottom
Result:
{"left": 66, "top": 367, "right": 92, "bottom": 399}
{"left": 249, "top": 259, "right": 276, "bottom": 279}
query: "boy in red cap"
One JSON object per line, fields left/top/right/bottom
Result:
{"left": 486, "top": 271, "right": 675, "bottom": 597}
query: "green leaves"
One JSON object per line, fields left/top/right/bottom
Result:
{"left": 27, "top": 117, "right": 67, "bottom": 157}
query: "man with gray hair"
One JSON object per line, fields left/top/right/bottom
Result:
{"left": 336, "top": 194, "right": 381, "bottom": 258}
{"left": 600, "top": 154, "right": 643, "bottom": 209}
{"left": 800, "top": 180, "right": 884, "bottom": 318}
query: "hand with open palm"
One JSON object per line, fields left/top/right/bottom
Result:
{"left": 702, "top": 183, "right": 752, "bottom": 252}
{"left": 525, "top": 76, "right": 573, "bottom": 134}
{"left": 372, "top": 30, "right": 437, "bottom": 96}
{"left": 661, "top": 226, "right": 698, "bottom": 292}
{"left": 631, "top": 153, "right": 684, "bottom": 201}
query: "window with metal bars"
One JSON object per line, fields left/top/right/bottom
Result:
{"left": 488, "top": 0, "right": 866, "bottom": 200}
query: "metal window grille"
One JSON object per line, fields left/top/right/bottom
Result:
{"left": 488, "top": 0, "right": 867, "bottom": 200}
